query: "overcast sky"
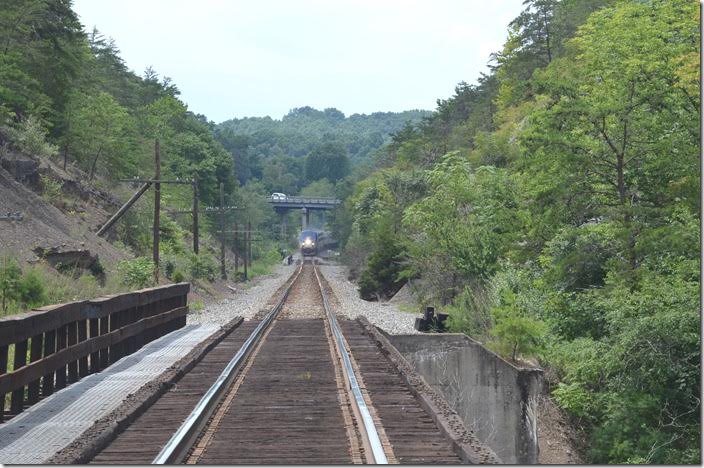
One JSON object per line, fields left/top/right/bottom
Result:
{"left": 73, "top": 0, "right": 524, "bottom": 123}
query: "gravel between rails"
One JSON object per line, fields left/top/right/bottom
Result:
{"left": 319, "top": 264, "right": 419, "bottom": 335}
{"left": 188, "top": 264, "right": 296, "bottom": 326}
{"left": 278, "top": 265, "right": 326, "bottom": 320}
{"left": 189, "top": 260, "right": 419, "bottom": 336}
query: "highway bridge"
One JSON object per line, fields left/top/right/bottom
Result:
{"left": 266, "top": 195, "right": 341, "bottom": 230}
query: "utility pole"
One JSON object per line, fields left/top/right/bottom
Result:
{"left": 234, "top": 222, "right": 239, "bottom": 274}
{"left": 153, "top": 139, "right": 161, "bottom": 284}
{"left": 247, "top": 220, "right": 252, "bottom": 269}
{"left": 219, "top": 182, "right": 226, "bottom": 280}
{"left": 192, "top": 174, "right": 199, "bottom": 254}
{"left": 243, "top": 221, "right": 248, "bottom": 282}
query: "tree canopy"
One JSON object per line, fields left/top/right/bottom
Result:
{"left": 341, "top": 0, "right": 700, "bottom": 463}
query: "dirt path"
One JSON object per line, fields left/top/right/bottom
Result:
{"left": 537, "top": 395, "right": 584, "bottom": 464}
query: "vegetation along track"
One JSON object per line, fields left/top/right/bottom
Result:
{"left": 90, "top": 262, "right": 468, "bottom": 464}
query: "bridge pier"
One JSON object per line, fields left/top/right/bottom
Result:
{"left": 301, "top": 207, "right": 310, "bottom": 230}
{"left": 280, "top": 211, "right": 287, "bottom": 240}
{"left": 267, "top": 196, "right": 340, "bottom": 232}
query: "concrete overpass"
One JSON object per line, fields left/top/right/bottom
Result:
{"left": 266, "top": 196, "right": 341, "bottom": 231}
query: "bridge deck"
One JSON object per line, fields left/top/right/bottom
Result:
{"left": 0, "top": 324, "right": 218, "bottom": 464}
{"left": 267, "top": 196, "right": 341, "bottom": 210}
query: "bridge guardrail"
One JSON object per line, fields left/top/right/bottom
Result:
{"left": 266, "top": 196, "right": 341, "bottom": 204}
{"left": 0, "top": 282, "right": 189, "bottom": 421}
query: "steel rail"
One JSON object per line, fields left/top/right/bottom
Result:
{"left": 313, "top": 265, "right": 389, "bottom": 464}
{"left": 152, "top": 264, "right": 304, "bottom": 464}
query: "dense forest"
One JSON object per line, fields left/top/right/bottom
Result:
{"left": 337, "top": 0, "right": 700, "bottom": 463}
{"left": 217, "top": 107, "right": 430, "bottom": 190}
{"left": 0, "top": 0, "right": 699, "bottom": 464}
{"left": 0, "top": 0, "right": 253, "bottom": 309}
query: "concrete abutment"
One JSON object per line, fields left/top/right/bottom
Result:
{"left": 388, "top": 333, "right": 543, "bottom": 464}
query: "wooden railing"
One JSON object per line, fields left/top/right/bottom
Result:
{"left": 0, "top": 282, "right": 189, "bottom": 421}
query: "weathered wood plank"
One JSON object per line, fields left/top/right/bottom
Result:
{"left": 67, "top": 322, "right": 78, "bottom": 383}
{"left": 89, "top": 318, "right": 99, "bottom": 374}
{"left": 78, "top": 320, "right": 88, "bottom": 378}
{"left": 99, "top": 317, "right": 109, "bottom": 370}
{"left": 0, "top": 306, "right": 187, "bottom": 396}
{"left": 0, "top": 302, "right": 86, "bottom": 345}
{"left": 42, "top": 330, "right": 56, "bottom": 397}
{"left": 0, "top": 283, "right": 190, "bottom": 346}
{"left": 10, "top": 340, "right": 27, "bottom": 414}
{"left": 27, "top": 334, "right": 42, "bottom": 404}
{"left": 55, "top": 325, "right": 67, "bottom": 390}
{"left": 0, "top": 345, "right": 7, "bottom": 421}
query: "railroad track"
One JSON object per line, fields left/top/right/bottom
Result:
{"left": 89, "top": 262, "right": 469, "bottom": 464}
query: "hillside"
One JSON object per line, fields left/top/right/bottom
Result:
{"left": 338, "top": 0, "right": 700, "bottom": 464}
{"left": 216, "top": 106, "right": 431, "bottom": 189}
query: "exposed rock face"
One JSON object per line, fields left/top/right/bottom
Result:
{"left": 0, "top": 157, "right": 128, "bottom": 270}
{"left": 32, "top": 246, "right": 104, "bottom": 279}
{"left": 1, "top": 154, "right": 40, "bottom": 185}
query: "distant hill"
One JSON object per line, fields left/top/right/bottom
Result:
{"left": 216, "top": 107, "right": 431, "bottom": 185}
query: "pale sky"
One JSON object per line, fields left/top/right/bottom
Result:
{"left": 73, "top": 0, "right": 524, "bottom": 123}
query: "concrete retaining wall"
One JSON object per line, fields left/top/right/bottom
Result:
{"left": 389, "top": 333, "right": 543, "bottom": 464}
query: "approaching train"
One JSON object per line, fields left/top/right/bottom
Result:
{"left": 299, "top": 229, "right": 327, "bottom": 256}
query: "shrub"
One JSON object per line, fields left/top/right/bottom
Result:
{"left": 159, "top": 218, "right": 184, "bottom": 254}
{"left": 248, "top": 248, "right": 284, "bottom": 279}
{"left": 40, "top": 174, "right": 64, "bottom": 204}
{"left": 164, "top": 258, "right": 175, "bottom": 279}
{"left": 357, "top": 230, "right": 404, "bottom": 300}
{"left": 446, "top": 284, "right": 493, "bottom": 339}
{"left": 5, "top": 115, "right": 58, "bottom": 158}
{"left": 17, "top": 268, "right": 46, "bottom": 307}
{"left": 88, "top": 258, "right": 105, "bottom": 280}
{"left": 0, "top": 256, "right": 22, "bottom": 311}
{"left": 189, "top": 254, "right": 217, "bottom": 281}
{"left": 172, "top": 270, "right": 185, "bottom": 283}
{"left": 488, "top": 289, "right": 546, "bottom": 361}
{"left": 552, "top": 381, "right": 594, "bottom": 420}
{"left": 117, "top": 257, "right": 155, "bottom": 289}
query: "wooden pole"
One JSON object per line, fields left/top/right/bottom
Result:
{"left": 247, "top": 220, "right": 252, "bottom": 268}
{"left": 243, "top": 221, "right": 248, "bottom": 281}
{"left": 192, "top": 174, "right": 199, "bottom": 254}
{"left": 153, "top": 139, "right": 160, "bottom": 284}
{"left": 234, "top": 222, "right": 239, "bottom": 274}
{"left": 219, "top": 182, "right": 226, "bottom": 280}
{"left": 96, "top": 182, "right": 152, "bottom": 236}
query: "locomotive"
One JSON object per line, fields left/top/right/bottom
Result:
{"left": 299, "top": 229, "right": 325, "bottom": 256}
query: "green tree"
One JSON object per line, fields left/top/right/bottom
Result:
{"left": 68, "top": 91, "right": 134, "bottom": 179}
{"left": 0, "top": 0, "right": 85, "bottom": 129}
{"left": 489, "top": 296, "right": 546, "bottom": 361}
{"left": 300, "top": 178, "right": 334, "bottom": 197}
{"left": 304, "top": 141, "right": 350, "bottom": 183}
{"left": 357, "top": 218, "right": 405, "bottom": 301}
{"left": 0, "top": 257, "right": 22, "bottom": 312}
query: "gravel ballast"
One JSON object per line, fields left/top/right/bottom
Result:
{"left": 188, "top": 264, "right": 295, "bottom": 326}
{"left": 190, "top": 261, "right": 419, "bottom": 335}
{"left": 319, "top": 264, "right": 419, "bottom": 335}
